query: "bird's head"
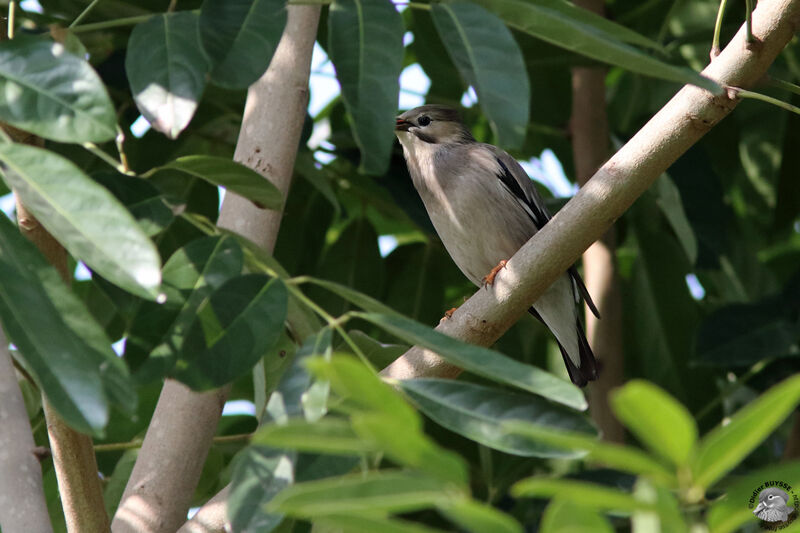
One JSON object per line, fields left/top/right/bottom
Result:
{"left": 395, "top": 105, "right": 475, "bottom": 146}
{"left": 754, "top": 488, "right": 794, "bottom": 516}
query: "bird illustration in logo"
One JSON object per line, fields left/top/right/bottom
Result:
{"left": 753, "top": 487, "right": 795, "bottom": 522}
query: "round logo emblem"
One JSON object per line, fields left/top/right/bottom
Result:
{"left": 749, "top": 482, "right": 799, "bottom": 530}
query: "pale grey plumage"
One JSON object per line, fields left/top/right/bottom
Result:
{"left": 395, "top": 104, "right": 598, "bottom": 386}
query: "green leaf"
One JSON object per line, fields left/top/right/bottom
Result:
{"left": 342, "top": 329, "right": 409, "bottom": 369}
{"left": 655, "top": 175, "right": 698, "bottom": 265}
{"left": 200, "top": 0, "right": 287, "bottom": 89}
{"left": 512, "top": 478, "right": 656, "bottom": 513}
{"left": 92, "top": 172, "right": 174, "bottom": 237}
{"left": 431, "top": 2, "right": 530, "bottom": 147}
{"left": 693, "top": 374, "right": 800, "bottom": 490}
{"left": 126, "top": 12, "right": 210, "bottom": 139}
{"left": 316, "top": 514, "right": 447, "bottom": 533}
{"left": 694, "top": 300, "right": 799, "bottom": 366}
{"left": 473, "top": 0, "right": 721, "bottom": 94}
{"left": 400, "top": 379, "right": 595, "bottom": 457}
{"left": 610, "top": 380, "right": 697, "bottom": 467}
{"left": 302, "top": 277, "right": 398, "bottom": 317}
{"left": 254, "top": 418, "right": 378, "bottom": 455}
{"left": 328, "top": 0, "right": 404, "bottom": 174}
{"left": 355, "top": 312, "right": 587, "bottom": 410}
{"left": 0, "top": 143, "right": 162, "bottom": 299}
{"left": 502, "top": 421, "right": 675, "bottom": 484}
{"left": 539, "top": 499, "right": 614, "bottom": 533}
{"left": 438, "top": 499, "right": 522, "bottom": 533}
{"left": 0, "top": 214, "right": 110, "bottom": 435}
{"left": 268, "top": 471, "right": 460, "bottom": 516}
{"left": 160, "top": 155, "right": 283, "bottom": 211}
{"left": 131, "top": 235, "right": 244, "bottom": 382}
{"left": 174, "top": 275, "right": 288, "bottom": 389}
{"left": 305, "top": 354, "right": 419, "bottom": 429}
{"left": 228, "top": 446, "right": 294, "bottom": 533}
{"left": 707, "top": 462, "right": 800, "bottom": 533}
{"left": 0, "top": 37, "right": 116, "bottom": 143}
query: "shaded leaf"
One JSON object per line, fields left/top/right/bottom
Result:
{"left": 473, "top": 0, "right": 721, "bottom": 94}
{"left": 200, "top": 0, "right": 287, "bottom": 89}
{"left": 356, "top": 312, "right": 587, "bottom": 410}
{"left": 0, "top": 37, "right": 116, "bottom": 142}
{"left": 160, "top": 155, "right": 283, "bottom": 210}
{"left": 316, "top": 514, "right": 447, "bottom": 533}
{"left": 174, "top": 275, "right": 288, "bottom": 389}
{"left": 655, "top": 175, "right": 698, "bottom": 265}
{"left": 400, "top": 379, "right": 595, "bottom": 457}
{"left": 229, "top": 446, "right": 294, "bottom": 533}
{"left": 0, "top": 213, "right": 115, "bottom": 435}
{"left": 126, "top": 12, "right": 210, "bottom": 139}
{"left": 431, "top": 2, "right": 530, "bottom": 147}
{"left": 343, "top": 329, "right": 408, "bottom": 369}
{"left": 328, "top": 0, "right": 404, "bottom": 174}
{"left": 0, "top": 143, "right": 161, "bottom": 299}
{"left": 254, "top": 418, "right": 377, "bottom": 455}
{"left": 92, "top": 171, "right": 174, "bottom": 237}
{"left": 611, "top": 380, "right": 697, "bottom": 467}
{"left": 693, "top": 374, "right": 800, "bottom": 489}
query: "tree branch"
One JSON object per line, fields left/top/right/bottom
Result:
{"left": 10, "top": 128, "right": 109, "bottom": 532}
{"left": 112, "top": 6, "right": 322, "bottom": 533}
{"left": 0, "top": 329, "right": 54, "bottom": 533}
{"left": 382, "top": 0, "right": 800, "bottom": 386}
{"left": 570, "top": 0, "right": 626, "bottom": 443}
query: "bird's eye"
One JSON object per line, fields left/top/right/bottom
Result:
{"left": 417, "top": 115, "right": 431, "bottom": 127}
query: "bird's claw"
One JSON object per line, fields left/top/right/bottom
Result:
{"left": 440, "top": 307, "right": 458, "bottom": 322}
{"left": 482, "top": 260, "right": 507, "bottom": 287}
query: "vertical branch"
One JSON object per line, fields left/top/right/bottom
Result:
{"left": 0, "top": 329, "right": 54, "bottom": 533}
{"left": 6, "top": 123, "right": 110, "bottom": 531}
{"left": 569, "top": 0, "right": 625, "bottom": 443}
{"left": 113, "top": 6, "right": 322, "bottom": 533}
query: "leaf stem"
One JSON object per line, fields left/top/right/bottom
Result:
{"left": 115, "top": 126, "right": 131, "bottom": 173}
{"left": 94, "top": 432, "right": 252, "bottom": 452}
{"left": 710, "top": 0, "right": 728, "bottom": 58}
{"left": 71, "top": 13, "right": 156, "bottom": 34}
{"left": 82, "top": 142, "right": 134, "bottom": 175}
{"left": 767, "top": 76, "right": 800, "bottom": 98}
{"left": 0, "top": 127, "right": 12, "bottom": 144}
{"left": 395, "top": 2, "right": 432, "bottom": 10}
{"left": 730, "top": 87, "right": 800, "bottom": 116}
{"left": 167, "top": 0, "right": 178, "bottom": 12}
{"left": 7, "top": 1, "right": 15, "bottom": 39}
{"left": 745, "top": 0, "right": 754, "bottom": 43}
{"left": 69, "top": 0, "right": 103, "bottom": 28}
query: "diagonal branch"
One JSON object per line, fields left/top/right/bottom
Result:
{"left": 382, "top": 0, "right": 800, "bottom": 382}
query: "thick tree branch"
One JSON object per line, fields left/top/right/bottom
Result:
{"left": 112, "top": 6, "right": 321, "bottom": 533}
{"left": 382, "top": 0, "right": 800, "bottom": 384}
{"left": 570, "top": 0, "right": 626, "bottom": 443}
{"left": 0, "top": 329, "right": 53, "bottom": 533}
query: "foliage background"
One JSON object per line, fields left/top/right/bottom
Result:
{"left": 0, "top": 0, "right": 799, "bottom": 531}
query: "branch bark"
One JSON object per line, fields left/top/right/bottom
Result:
{"left": 0, "top": 329, "right": 54, "bottom": 533}
{"left": 382, "top": 0, "right": 800, "bottom": 386}
{"left": 11, "top": 131, "right": 109, "bottom": 532}
{"left": 570, "top": 0, "right": 626, "bottom": 443}
{"left": 113, "top": 6, "right": 321, "bottom": 533}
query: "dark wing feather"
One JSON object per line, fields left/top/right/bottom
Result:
{"left": 490, "top": 146, "right": 600, "bottom": 319}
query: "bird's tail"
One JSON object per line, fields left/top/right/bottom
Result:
{"left": 558, "top": 318, "right": 598, "bottom": 387}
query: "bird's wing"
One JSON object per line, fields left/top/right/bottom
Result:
{"left": 488, "top": 145, "right": 600, "bottom": 319}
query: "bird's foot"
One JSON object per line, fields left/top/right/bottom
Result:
{"left": 440, "top": 307, "right": 459, "bottom": 323}
{"left": 482, "top": 260, "right": 507, "bottom": 287}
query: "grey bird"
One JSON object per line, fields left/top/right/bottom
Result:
{"left": 754, "top": 488, "right": 795, "bottom": 522}
{"left": 395, "top": 105, "right": 599, "bottom": 386}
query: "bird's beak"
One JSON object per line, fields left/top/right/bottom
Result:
{"left": 395, "top": 117, "right": 412, "bottom": 131}
{"left": 754, "top": 502, "right": 766, "bottom": 515}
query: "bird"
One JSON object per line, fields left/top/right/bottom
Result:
{"left": 753, "top": 488, "right": 795, "bottom": 522}
{"left": 394, "top": 104, "right": 599, "bottom": 386}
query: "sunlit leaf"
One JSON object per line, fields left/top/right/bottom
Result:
{"left": 0, "top": 143, "right": 161, "bottom": 299}
{"left": 126, "top": 12, "right": 210, "bottom": 139}
{"left": 0, "top": 37, "right": 115, "bottom": 143}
